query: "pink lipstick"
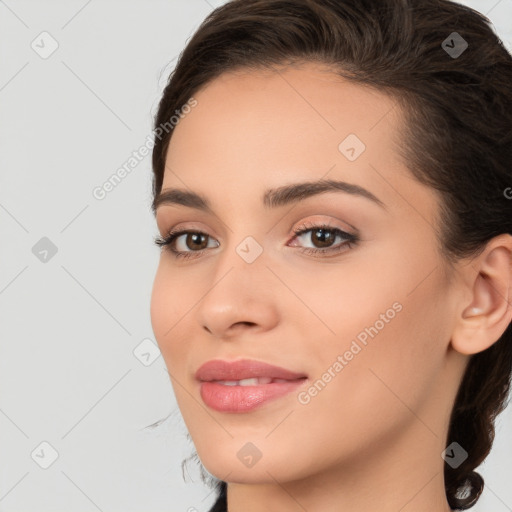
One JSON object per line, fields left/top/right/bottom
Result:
{"left": 195, "top": 359, "right": 307, "bottom": 413}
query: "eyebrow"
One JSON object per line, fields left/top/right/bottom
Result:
{"left": 152, "top": 178, "right": 385, "bottom": 215}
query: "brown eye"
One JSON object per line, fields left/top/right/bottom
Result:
{"left": 309, "top": 228, "right": 337, "bottom": 248}
{"left": 154, "top": 229, "right": 220, "bottom": 259}
{"left": 289, "top": 222, "right": 359, "bottom": 257}
{"left": 182, "top": 232, "right": 209, "bottom": 251}
{"left": 154, "top": 223, "right": 358, "bottom": 260}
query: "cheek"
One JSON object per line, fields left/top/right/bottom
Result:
{"left": 150, "top": 264, "right": 170, "bottom": 343}
{"left": 314, "top": 265, "right": 452, "bottom": 415}
{"left": 286, "top": 280, "right": 451, "bottom": 472}
{"left": 297, "top": 240, "right": 453, "bottom": 411}
{"left": 150, "top": 262, "right": 190, "bottom": 364}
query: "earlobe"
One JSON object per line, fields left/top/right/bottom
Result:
{"left": 451, "top": 237, "right": 512, "bottom": 356}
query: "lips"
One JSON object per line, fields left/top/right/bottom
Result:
{"left": 213, "top": 377, "right": 292, "bottom": 386}
{"left": 195, "top": 358, "right": 307, "bottom": 382}
{"left": 195, "top": 359, "right": 308, "bottom": 413}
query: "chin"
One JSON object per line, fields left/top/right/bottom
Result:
{"left": 197, "top": 444, "right": 315, "bottom": 485}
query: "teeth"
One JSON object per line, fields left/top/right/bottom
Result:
{"left": 216, "top": 377, "right": 274, "bottom": 386}
{"left": 238, "top": 378, "right": 261, "bottom": 386}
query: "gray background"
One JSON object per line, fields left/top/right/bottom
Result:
{"left": 0, "top": 1, "right": 511, "bottom": 511}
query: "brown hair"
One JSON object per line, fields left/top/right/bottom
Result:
{"left": 151, "top": 0, "right": 512, "bottom": 509}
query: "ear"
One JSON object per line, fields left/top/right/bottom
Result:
{"left": 451, "top": 234, "right": 512, "bottom": 355}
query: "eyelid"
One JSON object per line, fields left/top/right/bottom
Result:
{"left": 159, "top": 220, "right": 217, "bottom": 239}
{"left": 159, "top": 216, "right": 355, "bottom": 242}
{"left": 155, "top": 217, "right": 359, "bottom": 260}
{"left": 287, "top": 214, "right": 359, "bottom": 240}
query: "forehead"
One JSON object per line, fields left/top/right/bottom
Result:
{"left": 161, "top": 62, "right": 414, "bottom": 212}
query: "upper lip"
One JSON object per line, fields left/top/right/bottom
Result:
{"left": 195, "top": 359, "right": 307, "bottom": 382}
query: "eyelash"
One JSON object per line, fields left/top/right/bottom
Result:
{"left": 153, "top": 222, "right": 359, "bottom": 260}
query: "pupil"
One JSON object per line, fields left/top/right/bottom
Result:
{"left": 313, "top": 229, "right": 333, "bottom": 248}
{"left": 188, "top": 233, "right": 207, "bottom": 250}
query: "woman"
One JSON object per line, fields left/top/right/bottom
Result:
{"left": 149, "top": 0, "right": 512, "bottom": 510}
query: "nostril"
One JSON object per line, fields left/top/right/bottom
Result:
{"left": 232, "top": 321, "right": 256, "bottom": 328}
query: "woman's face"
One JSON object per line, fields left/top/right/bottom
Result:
{"left": 150, "top": 62, "right": 467, "bottom": 486}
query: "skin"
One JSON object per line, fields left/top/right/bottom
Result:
{"left": 150, "top": 61, "right": 512, "bottom": 512}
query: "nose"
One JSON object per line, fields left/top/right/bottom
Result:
{"left": 195, "top": 253, "right": 280, "bottom": 340}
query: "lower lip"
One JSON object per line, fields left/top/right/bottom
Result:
{"left": 199, "top": 379, "right": 307, "bottom": 413}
